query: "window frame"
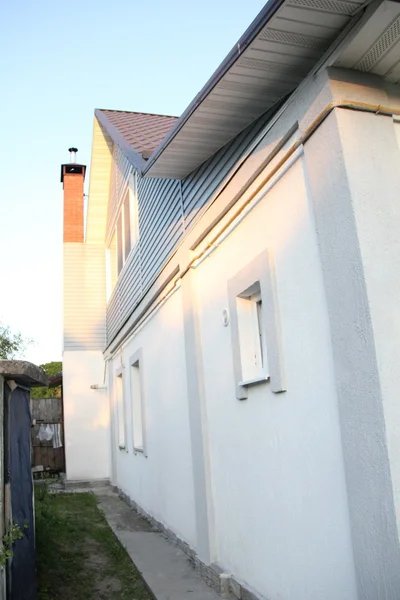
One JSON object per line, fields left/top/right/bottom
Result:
{"left": 128, "top": 172, "right": 139, "bottom": 251}
{"left": 228, "top": 250, "right": 285, "bottom": 400}
{"left": 129, "top": 349, "right": 147, "bottom": 457}
{"left": 106, "top": 171, "right": 139, "bottom": 298}
{"left": 115, "top": 367, "right": 127, "bottom": 451}
{"left": 235, "top": 284, "right": 268, "bottom": 384}
{"left": 106, "top": 230, "right": 117, "bottom": 301}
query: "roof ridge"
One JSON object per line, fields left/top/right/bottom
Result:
{"left": 97, "top": 108, "right": 179, "bottom": 119}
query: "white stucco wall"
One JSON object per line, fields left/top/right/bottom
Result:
{"left": 104, "top": 118, "right": 360, "bottom": 600}
{"left": 193, "top": 156, "right": 357, "bottom": 599}
{"left": 102, "top": 73, "right": 400, "bottom": 600}
{"left": 303, "top": 104, "right": 400, "bottom": 599}
{"left": 63, "top": 350, "right": 110, "bottom": 481}
{"left": 109, "top": 287, "right": 197, "bottom": 548}
{"left": 340, "top": 111, "right": 400, "bottom": 538}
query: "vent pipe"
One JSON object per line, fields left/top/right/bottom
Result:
{"left": 68, "top": 147, "right": 78, "bottom": 163}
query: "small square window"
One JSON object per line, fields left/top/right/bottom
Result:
{"left": 228, "top": 250, "right": 285, "bottom": 399}
{"left": 236, "top": 284, "right": 268, "bottom": 383}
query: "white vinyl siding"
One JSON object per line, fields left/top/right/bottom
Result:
{"left": 63, "top": 243, "right": 106, "bottom": 350}
{"left": 85, "top": 118, "right": 113, "bottom": 244}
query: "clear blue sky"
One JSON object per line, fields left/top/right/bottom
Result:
{"left": 0, "top": 0, "right": 266, "bottom": 365}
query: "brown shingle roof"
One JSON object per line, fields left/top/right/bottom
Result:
{"left": 97, "top": 109, "right": 178, "bottom": 158}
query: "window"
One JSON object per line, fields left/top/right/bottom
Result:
{"left": 129, "top": 350, "right": 146, "bottom": 455}
{"left": 116, "top": 370, "right": 126, "bottom": 450}
{"left": 117, "top": 213, "right": 123, "bottom": 274}
{"left": 106, "top": 172, "right": 138, "bottom": 298}
{"left": 123, "top": 191, "right": 131, "bottom": 259}
{"left": 228, "top": 250, "right": 285, "bottom": 399}
{"left": 236, "top": 283, "right": 267, "bottom": 383}
{"left": 106, "top": 230, "right": 117, "bottom": 299}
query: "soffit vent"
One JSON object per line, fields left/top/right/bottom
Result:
{"left": 259, "top": 28, "right": 329, "bottom": 50}
{"left": 237, "top": 56, "right": 308, "bottom": 76}
{"left": 286, "top": 0, "right": 358, "bottom": 15}
{"left": 356, "top": 17, "right": 400, "bottom": 72}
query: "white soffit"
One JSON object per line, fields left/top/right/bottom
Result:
{"left": 145, "top": 0, "right": 367, "bottom": 179}
{"left": 334, "top": 0, "right": 400, "bottom": 82}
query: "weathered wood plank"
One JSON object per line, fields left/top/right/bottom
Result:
{"left": 30, "top": 397, "right": 65, "bottom": 471}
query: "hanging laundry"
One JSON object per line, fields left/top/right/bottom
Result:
{"left": 52, "top": 424, "right": 63, "bottom": 449}
{"left": 37, "top": 424, "right": 53, "bottom": 442}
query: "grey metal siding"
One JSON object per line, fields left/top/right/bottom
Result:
{"left": 106, "top": 286, "right": 121, "bottom": 345}
{"left": 118, "top": 247, "right": 142, "bottom": 324}
{"left": 138, "top": 177, "right": 183, "bottom": 290}
{"left": 182, "top": 112, "right": 272, "bottom": 229}
{"left": 106, "top": 173, "right": 182, "bottom": 342}
{"left": 106, "top": 245, "right": 141, "bottom": 345}
{"left": 105, "top": 111, "right": 271, "bottom": 344}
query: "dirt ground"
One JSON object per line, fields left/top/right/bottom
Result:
{"left": 35, "top": 487, "right": 152, "bottom": 600}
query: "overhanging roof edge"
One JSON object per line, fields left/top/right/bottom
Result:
{"left": 142, "top": 0, "right": 286, "bottom": 176}
{"left": 94, "top": 109, "right": 145, "bottom": 173}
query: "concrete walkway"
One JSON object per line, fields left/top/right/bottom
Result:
{"left": 92, "top": 486, "right": 221, "bottom": 600}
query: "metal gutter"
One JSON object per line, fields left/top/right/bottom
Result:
{"left": 142, "top": 0, "right": 287, "bottom": 175}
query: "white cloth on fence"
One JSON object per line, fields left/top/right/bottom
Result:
{"left": 37, "top": 424, "right": 63, "bottom": 448}
{"left": 37, "top": 424, "right": 53, "bottom": 442}
{"left": 52, "top": 424, "right": 62, "bottom": 449}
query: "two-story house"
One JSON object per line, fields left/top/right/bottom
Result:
{"left": 61, "top": 1, "right": 400, "bottom": 598}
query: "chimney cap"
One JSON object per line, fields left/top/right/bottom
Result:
{"left": 61, "top": 147, "right": 86, "bottom": 182}
{"left": 60, "top": 163, "right": 86, "bottom": 183}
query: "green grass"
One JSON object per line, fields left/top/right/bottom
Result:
{"left": 35, "top": 487, "right": 153, "bottom": 600}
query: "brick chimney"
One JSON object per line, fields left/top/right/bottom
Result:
{"left": 61, "top": 148, "right": 86, "bottom": 243}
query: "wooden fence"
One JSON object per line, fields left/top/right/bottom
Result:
{"left": 31, "top": 397, "right": 65, "bottom": 473}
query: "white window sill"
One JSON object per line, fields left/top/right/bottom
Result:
{"left": 134, "top": 447, "right": 147, "bottom": 457}
{"left": 238, "top": 375, "right": 269, "bottom": 387}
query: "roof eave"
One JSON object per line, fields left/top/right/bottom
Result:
{"left": 142, "top": 0, "right": 286, "bottom": 175}
{"left": 94, "top": 109, "right": 146, "bottom": 173}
